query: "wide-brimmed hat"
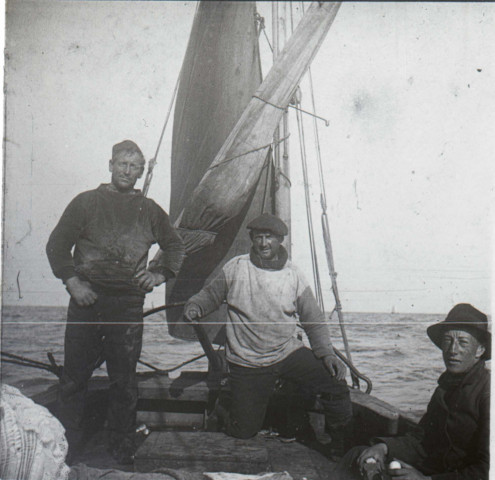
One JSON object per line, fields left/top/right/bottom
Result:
{"left": 247, "top": 213, "right": 288, "bottom": 237}
{"left": 427, "top": 303, "right": 491, "bottom": 360}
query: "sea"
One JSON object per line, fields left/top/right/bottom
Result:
{"left": 0, "top": 306, "right": 465, "bottom": 421}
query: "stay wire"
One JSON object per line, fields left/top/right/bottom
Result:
{"left": 142, "top": 73, "right": 180, "bottom": 197}
{"left": 302, "top": 0, "right": 362, "bottom": 388}
{"left": 294, "top": 100, "right": 324, "bottom": 310}
{"left": 142, "top": 1, "right": 202, "bottom": 197}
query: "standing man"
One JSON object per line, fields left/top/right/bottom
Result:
{"left": 184, "top": 213, "right": 352, "bottom": 452}
{"left": 334, "top": 303, "right": 490, "bottom": 480}
{"left": 46, "top": 140, "right": 185, "bottom": 464}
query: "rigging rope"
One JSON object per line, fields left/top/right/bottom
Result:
{"left": 0, "top": 302, "right": 203, "bottom": 380}
{"left": 142, "top": 73, "right": 180, "bottom": 197}
{"left": 253, "top": 95, "right": 329, "bottom": 126}
{"left": 299, "top": 1, "right": 364, "bottom": 390}
{"left": 306, "top": 67, "right": 359, "bottom": 390}
{"left": 142, "top": 1, "right": 202, "bottom": 196}
{"left": 256, "top": 12, "right": 273, "bottom": 52}
{"left": 260, "top": 147, "right": 274, "bottom": 215}
{"left": 206, "top": 136, "right": 289, "bottom": 172}
{"left": 294, "top": 95, "right": 325, "bottom": 308}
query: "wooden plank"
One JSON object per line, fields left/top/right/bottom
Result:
{"left": 350, "top": 389, "right": 400, "bottom": 423}
{"left": 350, "top": 390, "right": 400, "bottom": 441}
{"left": 135, "top": 432, "right": 269, "bottom": 474}
{"left": 265, "top": 440, "right": 332, "bottom": 480}
{"left": 138, "top": 371, "right": 217, "bottom": 402}
{"left": 137, "top": 411, "right": 204, "bottom": 429}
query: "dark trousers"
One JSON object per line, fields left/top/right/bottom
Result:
{"left": 58, "top": 294, "right": 144, "bottom": 443}
{"left": 227, "top": 347, "right": 352, "bottom": 439}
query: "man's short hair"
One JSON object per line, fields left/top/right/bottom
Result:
{"left": 112, "top": 140, "right": 145, "bottom": 163}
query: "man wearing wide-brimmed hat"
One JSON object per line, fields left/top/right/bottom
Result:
{"left": 184, "top": 213, "right": 352, "bottom": 454}
{"left": 334, "top": 303, "right": 490, "bottom": 480}
{"left": 46, "top": 140, "right": 185, "bottom": 464}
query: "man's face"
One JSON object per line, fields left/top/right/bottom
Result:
{"left": 441, "top": 328, "right": 485, "bottom": 374}
{"left": 109, "top": 152, "right": 145, "bottom": 192}
{"left": 251, "top": 230, "right": 283, "bottom": 260}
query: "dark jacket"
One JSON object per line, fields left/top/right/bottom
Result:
{"left": 377, "top": 360, "right": 490, "bottom": 480}
{"left": 46, "top": 184, "right": 185, "bottom": 295}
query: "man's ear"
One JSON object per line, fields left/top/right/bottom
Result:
{"left": 138, "top": 166, "right": 145, "bottom": 178}
{"left": 475, "top": 344, "right": 486, "bottom": 360}
{"left": 109, "top": 159, "right": 114, "bottom": 172}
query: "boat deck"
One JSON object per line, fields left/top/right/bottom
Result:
{"left": 73, "top": 430, "right": 337, "bottom": 480}
{"left": 31, "top": 370, "right": 415, "bottom": 479}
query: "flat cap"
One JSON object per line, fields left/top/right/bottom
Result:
{"left": 112, "top": 140, "right": 144, "bottom": 161}
{"left": 247, "top": 213, "right": 288, "bottom": 236}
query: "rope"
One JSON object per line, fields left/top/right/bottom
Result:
{"left": 142, "top": 1, "right": 202, "bottom": 196}
{"left": 138, "top": 353, "right": 206, "bottom": 375}
{"left": 142, "top": 73, "right": 180, "bottom": 197}
{"left": 261, "top": 148, "right": 274, "bottom": 215}
{"left": 1, "top": 352, "right": 62, "bottom": 377}
{"left": 206, "top": 136, "right": 289, "bottom": 172}
{"left": 1, "top": 358, "right": 56, "bottom": 374}
{"left": 301, "top": 0, "right": 361, "bottom": 389}
{"left": 307, "top": 64, "right": 357, "bottom": 358}
{"left": 143, "top": 301, "right": 186, "bottom": 317}
{"left": 252, "top": 95, "right": 329, "bottom": 126}
{"left": 256, "top": 12, "right": 273, "bottom": 52}
{"left": 1, "top": 301, "right": 203, "bottom": 380}
{"left": 294, "top": 100, "right": 325, "bottom": 308}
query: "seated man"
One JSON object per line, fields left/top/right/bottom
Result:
{"left": 184, "top": 213, "right": 352, "bottom": 451}
{"left": 334, "top": 303, "right": 490, "bottom": 480}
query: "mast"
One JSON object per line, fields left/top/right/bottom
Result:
{"left": 273, "top": 3, "right": 292, "bottom": 256}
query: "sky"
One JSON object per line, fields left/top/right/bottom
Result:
{"left": 2, "top": 1, "right": 494, "bottom": 314}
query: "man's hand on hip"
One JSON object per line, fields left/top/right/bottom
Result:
{"left": 322, "top": 354, "right": 346, "bottom": 381}
{"left": 183, "top": 303, "right": 201, "bottom": 323}
{"left": 65, "top": 276, "right": 98, "bottom": 307}
{"left": 135, "top": 271, "right": 165, "bottom": 292}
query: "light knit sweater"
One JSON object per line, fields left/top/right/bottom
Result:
{"left": 186, "top": 254, "right": 335, "bottom": 367}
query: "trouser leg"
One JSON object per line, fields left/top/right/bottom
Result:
{"left": 227, "top": 362, "right": 277, "bottom": 439}
{"left": 278, "top": 347, "right": 353, "bottom": 428}
{"left": 59, "top": 299, "right": 102, "bottom": 430}
{"left": 59, "top": 299, "right": 102, "bottom": 456}
{"left": 278, "top": 347, "right": 353, "bottom": 456}
{"left": 102, "top": 296, "right": 144, "bottom": 440}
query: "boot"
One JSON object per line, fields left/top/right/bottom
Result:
{"left": 107, "top": 431, "right": 136, "bottom": 465}
{"left": 326, "top": 420, "right": 354, "bottom": 460}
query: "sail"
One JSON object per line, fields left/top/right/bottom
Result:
{"left": 177, "top": 2, "right": 341, "bottom": 249}
{"left": 165, "top": 1, "right": 267, "bottom": 341}
{"left": 165, "top": 1, "right": 341, "bottom": 342}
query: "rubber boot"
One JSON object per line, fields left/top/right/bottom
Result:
{"left": 327, "top": 420, "right": 355, "bottom": 461}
